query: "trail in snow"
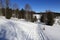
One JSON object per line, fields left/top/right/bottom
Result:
{"left": 37, "top": 22, "right": 49, "bottom": 40}
{"left": 0, "top": 17, "right": 39, "bottom": 40}
{"left": 7, "top": 21, "right": 34, "bottom": 40}
{"left": 0, "top": 21, "right": 34, "bottom": 40}
{"left": 0, "top": 16, "right": 51, "bottom": 40}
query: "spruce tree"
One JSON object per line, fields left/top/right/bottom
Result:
{"left": 46, "top": 12, "right": 54, "bottom": 26}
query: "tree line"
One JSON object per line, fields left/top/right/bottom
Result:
{"left": 0, "top": 0, "right": 55, "bottom": 26}
{"left": 40, "top": 11, "right": 55, "bottom": 26}
{"left": 0, "top": 0, "right": 37, "bottom": 22}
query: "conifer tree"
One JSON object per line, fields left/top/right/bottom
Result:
{"left": 46, "top": 12, "right": 54, "bottom": 26}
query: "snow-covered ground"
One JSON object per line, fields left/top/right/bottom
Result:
{"left": 38, "top": 18, "right": 60, "bottom": 40}
{"left": 0, "top": 16, "right": 40, "bottom": 40}
{"left": 0, "top": 16, "right": 60, "bottom": 40}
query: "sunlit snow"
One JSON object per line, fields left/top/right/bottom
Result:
{"left": 0, "top": 16, "right": 60, "bottom": 40}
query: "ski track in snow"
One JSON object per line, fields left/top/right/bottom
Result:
{"left": 37, "top": 22, "right": 49, "bottom": 40}
{"left": 0, "top": 21, "right": 34, "bottom": 40}
{"left": 0, "top": 16, "right": 50, "bottom": 40}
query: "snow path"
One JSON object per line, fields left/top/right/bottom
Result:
{"left": 0, "top": 16, "right": 50, "bottom": 40}
{"left": 37, "top": 23, "right": 49, "bottom": 40}
{"left": 38, "top": 19, "right": 60, "bottom": 40}
{"left": 0, "top": 18, "right": 38, "bottom": 40}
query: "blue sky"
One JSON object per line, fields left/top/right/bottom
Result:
{"left": 10, "top": 0, "right": 60, "bottom": 13}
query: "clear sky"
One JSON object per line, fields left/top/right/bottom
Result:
{"left": 10, "top": 0, "right": 60, "bottom": 13}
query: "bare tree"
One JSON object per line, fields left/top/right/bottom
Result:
{"left": 5, "top": 0, "right": 10, "bottom": 8}
{"left": 5, "top": 0, "right": 12, "bottom": 19}
{"left": 0, "top": 0, "right": 5, "bottom": 16}
{"left": 12, "top": 3, "right": 19, "bottom": 18}
{"left": 0, "top": 0, "right": 2, "bottom": 8}
{"left": 25, "top": 4, "right": 32, "bottom": 21}
{"left": 0, "top": 0, "right": 2, "bottom": 15}
{"left": 13, "top": 3, "right": 19, "bottom": 10}
{"left": 5, "top": 0, "right": 10, "bottom": 16}
{"left": 25, "top": 4, "right": 31, "bottom": 11}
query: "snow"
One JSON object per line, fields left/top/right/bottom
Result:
{"left": 0, "top": 16, "right": 39, "bottom": 40}
{"left": 33, "top": 14, "right": 41, "bottom": 19}
{"left": 38, "top": 18, "right": 60, "bottom": 40}
{"left": 0, "top": 16, "right": 60, "bottom": 40}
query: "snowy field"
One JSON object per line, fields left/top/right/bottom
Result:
{"left": 0, "top": 16, "right": 60, "bottom": 40}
